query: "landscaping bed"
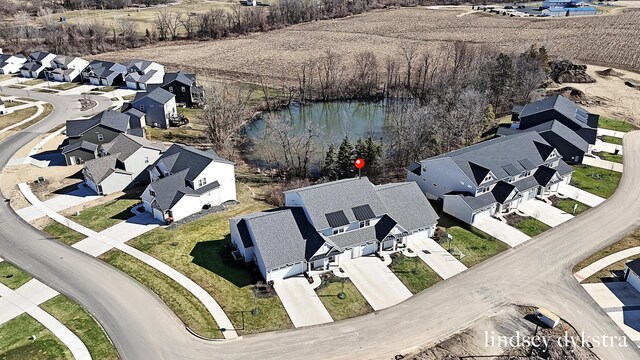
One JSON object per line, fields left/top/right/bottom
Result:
{"left": 548, "top": 196, "right": 591, "bottom": 216}
{"left": 388, "top": 253, "right": 441, "bottom": 294}
{"left": 315, "top": 273, "right": 372, "bottom": 321}
{"left": 570, "top": 164, "right": 622, "bottom": 198}
{"left": 440, "top": 226, "right": 510, "bottom": 267}
{"left": 504, "top": 213, "right": 550, "bottom": 237}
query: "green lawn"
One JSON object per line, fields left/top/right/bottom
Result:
{"left": 0, "top": 107, "right": 38, "bottom": 130}
{"left": 0, "top": 313, "right": 72, "bottom": 360}
{"left": 549, "top": 196, "right": 591, "bottom": 216}
{"left": 3, "top": 100, "right": 23, "bottom": 108}
{"left": 69, "top": 198, "right": 139, "bottom": 232}
{"left": 571, "top": 165, "right": 622, "bottom": 198}
{"left": 0, "top": 262, "right": 32, "bottom": 290}
{"left": 40, "top": 296, "right": 119, "bottom": 360}
{"left": 445, "top": 227, "right": 510, "bottom": 267}
{"left": 315, "top": 275, "right": 372, "bottom": 321}
{"left": 93, "top": 86, "right": 119, "bottom": 93}
{"left": 506, "top": 214, "right": 550, "bottom": 237}
{"left": 598, "top": 117, "right": 638, "bottom": 132}
{"left": 593, "top": 151, "right": 623, "bottom": 164}
{"left": 389, "top": 254, "right": 441, "bottom": 294}
{"left": 127, "top": 175, "right": 293, "bottom": 335}
{"left": 51, "top": 83, "right": 81, "bottom": 91}
{"left": 601, "top": 135, "right": 622, "bottom": 145}
{"left": 22, "top": 78, "right": 45, "bottom": 86}
{"left": 100, "top": 249, "right": 222, "bottom": 339}
{"left": 43, "top": 222, "right": 86, "bottom": 245}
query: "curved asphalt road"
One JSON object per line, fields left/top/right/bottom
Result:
{"left": 1, "top": 87, "right": 640, "bottom": 359}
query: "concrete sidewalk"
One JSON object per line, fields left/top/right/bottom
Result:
{"left": 0, "top": 282, "right": 91, "bottom": 360}
{"left": 594, "top": 139, "right": 623, "bottom": 155}
{"left": 408, "top": 236, "right": 467, "bottom": 280}
{"left": 574, "top": 246, "right": 640, "bottom": 282}
{"left": 557, "top": 183, "right": 606, "bottom": 207}
{"left": 583, "top": 156, "right": 623, "bottom": 173}
{"left": 583, "top": 282, "right": 640, "bottom": 346}
{"left": 17, "top": 184, "right": 100, "bottom": 222}
{"left": 0, "top": 277, "right": 58, "bottom": 326}
{"left": 18, "top": 182, "right": 239, "bottom": 340}
{"left": 598, "top": 128, "right": 626, "bottom": 138}
{"left": 273, "top": 277, "right": 333, "bottom": 327}
{"left": 518, "top": 199, "right": 574, "bottom": 227}
{"left": 472, "top": 216, "right": 531, "bottom": 247}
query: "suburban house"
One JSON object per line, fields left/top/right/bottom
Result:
{"left": 124, "top": 60, "right": 165, "bottom": 90}
{"left": 0, "top": 99, "right": 7, "bottom": 115}
{"left": 44, "top": 55, "right": 88, "bottom": 82}
{"left": 510, "top": 95, "right": 599, "bottom": 146}
{"left": 625, "top": 259, "right": 640, "bottom": 294}
{"left": 407, "top": 131, "right": 574, "bottom": 224}
{"left": 20, "top": 51, "right": 57, "bottom": 78}
{"left": 160, "top": 71, "right": 204, "bottom": 107}
{"left": 122, "top": 107, "right": 147, "bottom": 136}
{"left": 142, "top": 144, "right": 236, "bottom": 223}
{"left": 62, "top": 110, "right": 140, "bottom": 165}
{"left": 130, "top": 87, "right": 178, "bottom": 128}
{"left": 82, "top": 134, "right": 165, "bottom": 195}
{"left": 0, "top": 53, "right": 26, "bottom": 74}
{"left": 82, "top": 60, "right": 127, "bottom": 86}
{"left": 229, "top": 178, "right": 439, "bottom": 283}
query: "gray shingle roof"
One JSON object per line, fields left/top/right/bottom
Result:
{"left": 62, "top": 140, "right": 98, "bottom": 154}
{"left": 133, "top": 87, "right": 174, "bottom": 105}
{"left": 456, "top": 192, "right": 497, "bottom": 211}
{"left": 429, "top": 132, "right": 556, "bottom": 186}
{"left": 148, "top": 169, "right": 220, "bottom": 210}
{"left": 283, "top": 177, "right": 387, "bottom": 230}
{"left": 52, "top": 55, "right": 78, "bottom": 67}
{"left": 498, "top": 120, "right": 590, "bottom": 154}
{"left": 66, "top": 110, "right": 130, "bottom": 137}
{"left": 626, "top": 259, "right": 640, "bottom": 277}
{"left": 375, "top": 182, "right": 438, "bottom": 232}
{"left": 84, "top": 153, "right": 132, "bottom": 184}
{"left": 85, "top": 60, "right": 126, "bottom": 78}
{"left": 101, "top": 133, "right": 164, "bottom": 161}
{"left": 328, "top": 214, "right": 397, "bottom": 248}
{"left": 519, "top": 95, "right": 594, "bottom": 129}
{"left": 21, "top": 62, "right": 44, "bottom": 71}
{"left": 29, "top": 51, "right": 52, "bottom": 62}
{"left": 152, "top": 144, "right": 233, "bottom": 182}
{"left": 162, "top": 71, "right": 196, "bottom": 87}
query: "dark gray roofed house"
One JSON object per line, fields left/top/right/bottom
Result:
{"left": 83, "top": 60, "right": 127, "bottom": 86}
{"left": 374, "top": 182, "right": 439, "bottom": 232}
{"left": 131, "top": 87, "right": 177, "bottom": 129}
{"left": 160, "top": 71, "right": 204, "bottom": 107}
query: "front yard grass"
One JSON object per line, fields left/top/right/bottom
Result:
{"left": 0, "top": 106, "right": 38, "bottom": 130}
{"left": 43, "top": 222, "right": 86, "bottom": 245}
{"left": 598, "top": 117, "right": 638, "bottom": 132}
{"left": 40, "top": 295, "right": 120, "bottom": 360}
{"left": 389, "top": 253, "right": 441, "bottom": 294}
{"left": 35, "top": 88, "right": 59, "bottom": 94}
{"left": 0, "top": 262, "right": 32, "bottom": 290}
{"left": 100, "top": 249, "right": 222, "bottom": 338}
{"left": 444, "top": 226, "right": 510, "bottom": 267}
{"left": 0, "top": 313, "right": 72, "bottom": 360}
{"left": 574, "top": 228, "right": 640, "bottom": 283}
{"left": 69, "top": 198, "right": 139, "bottom": 232}
{"left": 593, "top": 151, "right": 623, "bottom": 164}
{"left": 315, "top": 274, "right": 372, "bottom": 321}
{"left": 548, "top": 196, "right": 591, "bottom": 216}
{"left": 570, "top": 164, "right": 622, "bottom": 198}
{"left": 51, "top": 83, "right": 81, "bottom": 91}
{"left": 601, "top": 135, "right": 622, "bottom": 145}
{"left": 3, "top": 99, "right": 23, "bottom": 108}
{"left": 505, "top": 214, "right": 550, "bottom": 237}
{"left": 22, "top": 78, "right": 45, "bottom": 86}
{"left": 127, "top": 170, "right": 293, "bottom": 334}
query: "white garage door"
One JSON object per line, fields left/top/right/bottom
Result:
{"left": 362, "top": 243, "right": 376, "bottom": 256}
{"left": 383, "top": 239, "right": 394, "bottom": 250}
{"left": 472, "top": 208, "right": 493, "bottom": 223}
{"left": 268, "top": 263, "right": 305, "bottom": 282}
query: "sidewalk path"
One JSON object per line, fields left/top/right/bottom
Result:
{"left": 407, "top": 236, "right": 467, "bottom": 279}
{"left": 18, "top": 182, "right": 238, "bottom": 340}
{"left": 583, "top": 156, "right": 623, "bottom": 173}
{"left": 17, "top": 185, "right": 100, "bottom": 222}
{"left": 574, "top": 246, "right": 640, "bottom": 282}
{"left": 557, "top": 183, "right": 606, "bottom": 207}
{"left": 598, "top": 128, "right": 626, "bottom": 138}
{"left": 594, "top": 139, "right": 623, "bottom": 155}
{"left": 518, "top": 199, "right": 574, "bottom": 227}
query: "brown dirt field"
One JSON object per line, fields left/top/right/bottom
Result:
{"left": 95, "top": 6, "right": 640, "bottom": 83}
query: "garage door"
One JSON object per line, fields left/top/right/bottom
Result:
{"left": 472, "top": 207, "right": 493, "bottom": 223}
{"left": 526, "top": 190, "right": 536, "bottom": 200}
{"left": 268, "top": 263, "right": 305, "bottom": 282}
{"left": 383, "top": 239, "right": 394, "bottom": 250}
{"left": 362, "top": 243, "right": 376, "bottom": 256}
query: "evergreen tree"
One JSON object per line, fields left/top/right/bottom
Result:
{"left": 483, "top": 104, "right": 496, "bottom": 132}
{"left": 364, "top": 136, "right": 383, "bottom": 179}
{"left": 336, "top": 136, "right": 355, "bottom": 179}
{"left": 322, "top": 144, "right": 338, "bottom": 180}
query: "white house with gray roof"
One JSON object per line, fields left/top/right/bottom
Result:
{"left": 230, "top": 178, "right": 438, "bottom": 283}
{"left": 82, "top": 134, "right": 165, "bottom": 195}
{"left": 0, "top": 53, "right": 26, "bottom": 74}
{"left": 124, "top": 60, "right": 165, "bottom": 90}
{"left": 44, "top": 55, "right": 88, "bottom": 82}
{"left": 407, "top": 131, "right": 574, "bottom": 224}
{"left": 141, "top": 144, "right": 236, "bottom": 223}
{"left": 20, "top": 51, "right": 57, "bottom": 78}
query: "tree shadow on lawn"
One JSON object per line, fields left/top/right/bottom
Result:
{"left": 190, "top": 235, "right": 261, "bottom": 288}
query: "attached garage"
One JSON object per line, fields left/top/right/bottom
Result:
{"left": 362, "top": 242, "right": 376, "bottom": 256}
{"left": 267, "top": 262, "right": 305, "bottom": 282}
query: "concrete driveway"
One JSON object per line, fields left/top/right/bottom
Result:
{"left": 408, "top": 236, "right": 467, "bottom": 279}
{"left": 273, "top": 276, "right": 333, "bottom": 328}
{"left": 341, "top": 256, "right": 412, "bottom": 310}
{"left": 583, "top": 156, "right": 623, "bottom": 173}
{"left": 519, "top": 199, "right": 574, "bottom": 227}
{"left": 558, "top": 183, "right": 606, "bottom": 207}
{"left": 583, "top": 282, "right": 640, "bottom": 345}
{"left": 594, "top": 139, "right": 623, "bottom": 155}
{"left": 472, "top": 216, "right": 531, "bottom": 247}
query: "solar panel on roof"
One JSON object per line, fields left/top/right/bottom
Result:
{"left": 325, "top": 210, "right": 349, "bottom": 228}
{"left": 518, "top": 158, "right": 537, "bottom": 170}
{"left": 352, "top": 205, "right": 375, "bottom": 221}
{"left": 501, "top": 163, "right": 521, "bottom": 176}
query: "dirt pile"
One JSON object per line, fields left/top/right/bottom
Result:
{"left": 625, "top": 80, "right": 640, "bottom": 89}
{"left": 545, "top": 87, "right": 588, "bottom": 104}
{"left": 550, "top": 60, "right": 595, "bottom": 84}
{"left": 596, "top": 68, "right": 625, "bottom": 78}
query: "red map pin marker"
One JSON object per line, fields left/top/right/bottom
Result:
{"left": 354, "top": 158, "right": 365, "bottom": 169}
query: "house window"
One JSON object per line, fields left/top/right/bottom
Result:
{"left": 181, "top": 86, "right": 186, "bottom": 92}
{"left": 198, "top": 177, "right": 207, "bottom": 187}
{"left": 359, "top": 220, "right": 370, "bottom": 228}
{"left": 139, "top": 104, "right": 145, "bottom": 111}
{"left": 97, "top": 133, "right": 104, "bottom": 142}
{"left": 149, "top": 190, "right": 156, "bottom": 197}
{"left": 169, "top": 86, "right": 173, "bottom": 93}
{"left": 332, "top": 228, "right": 345, "bottom": 235}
